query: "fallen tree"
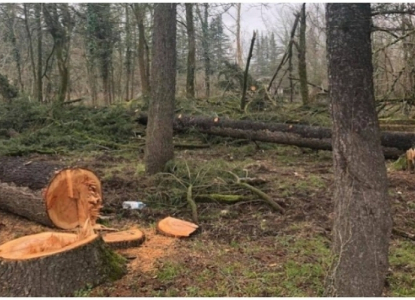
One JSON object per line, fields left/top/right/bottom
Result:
{"left": 0, "top": 157, "right": 101, "bottom": 228}
{"left": 137, "top": 114, "right": 409, "bottom": 159}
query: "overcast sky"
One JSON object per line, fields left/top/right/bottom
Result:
{"left": 220, "top": 3, "right": 301, "bottom": 55}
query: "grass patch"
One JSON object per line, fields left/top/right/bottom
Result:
{"left": 151, "top": 224, "right": 331, "bottom": 297}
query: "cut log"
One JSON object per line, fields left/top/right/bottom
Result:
{"left": 0, "top": 232, "right": 126, "bottom": 296}
{"left": 137, "top": 114, "right": 406, "bottom": 159}
{"left": 0, "top": 157, "right": 102, "bottom": 229}
{"left": 156, "top": 217, "right": 198, "bottom": 237}
{"left": 103, "top": 229, "right": 145, "bottom": 249}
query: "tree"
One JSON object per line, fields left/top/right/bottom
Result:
{"left": 132, "top": 4, "right": 151, "bottom": 100}
{"left": 235, "top": 3, "right": 243, "bottom": 68}
{"left": 298, "top": 3, "right": 309, "bottom": 105}
{"left": 43, "top": 4, "right": 74, "bottom": 103}
{"left": 196, "top": 3, "right": 211, "bottom": 98}
{"left": 185, "top": 3, "right": 196, "bottom": 99}
{"left": 144, "top": 3, "right": 177, "bottom": 175}
{"left": 325, "top": 4, "right": 392, "bottom": 297}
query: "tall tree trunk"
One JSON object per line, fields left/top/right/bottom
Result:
{"left": 298, "top": 3, "right": 309, "bottom": 105}
{"left": 43, "top": 4, "right": 73, "bottom": 103}
{"left": 325, "top": 3, "right": 392, "bottom": 297}
{"left": 133, "top": 4, "right": 151, "bottom": 101}
{"left": 35, "top": 4, "right": 43, "bottom": 102}
{"left": 23, "top": 4, "right": 37, "bottom": 98}
{"left": 4, "top": 4, "right": 23, "bottom": 91}
{"left": 125, "top": 4, "right": 132, "bottom": 100}
{"left": 185, "top": 3, "right": 196, "bottom": 99}
{"left": 144, "top": 3, "right": 177, "bottom": 175}
{"left": 236, "top": 3, "right": 243, "bottom": 68}
{"left": 197, "top": 4, "right": 211, "bottom": 98}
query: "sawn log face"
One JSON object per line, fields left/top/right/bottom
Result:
{"left": 0, "top": 235, "right": 126, "bottom": 296}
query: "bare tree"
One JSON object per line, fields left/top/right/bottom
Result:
{"left": 235, "top": 3, "right": 243, "bottom": 68}
{"left": 185, "top": 3, "right": 196, "bottom": 99}
{"left": 144, "top": 3, "right": 177, "bottom": 174}
{"left": 325, "top": 3, "right": 392, "bottom": 296}
{"left": 298, "top": 3, "right": 309, "bottom": 105}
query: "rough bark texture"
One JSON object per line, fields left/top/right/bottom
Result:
{"left": 241, "top": 31, "right": 256, "bottom": 110}
{"left": 236, "top": 4, "right": 243, "bottom": 68}
{"left": 298, "top": 3, "right": 309, "bottom": 105}
{"left": 325, "top": 4, "right": 392, "bottom": 296}
{"left": 144, "top": 4, "right": 176, "bottom": 174}
{"left": 0, "top": 158, "right": 101, "bottom": 228}
{"left": 137, "top": 114, "right": 414, "bottom": 158}
{"left": 133, "top": 4, "right": 151, "bottom": 99}
{"left": 0, "top": 234, "right": 126, "bottom": 296}
{"left": 185, "top": 3, "right": 196, "bottom": 99}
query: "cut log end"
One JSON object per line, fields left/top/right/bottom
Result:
{"left": 45, "top": 168, "right": 102, "bottom": 230}
{"left": 0, "top": 233, "right": 126, "bottom": 296}
{"left": 156, "top": 216, "right": 199, "bottom": 237}
{"left": 103, "top": 229, "right": 145, "bottom": 249}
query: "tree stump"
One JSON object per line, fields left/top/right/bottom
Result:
{"left": 0, "top": 232, "right": 126, "bottom": 296}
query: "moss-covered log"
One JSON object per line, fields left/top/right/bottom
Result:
{"left": 137, "top": 114, "right": 406, "bottom": 158}
{"left": 0, "top": 233, "right": 126, "bottom": 296}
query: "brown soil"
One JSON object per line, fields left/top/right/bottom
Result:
{"left": 0, "top": 145, "right": 413, "bottom": 296}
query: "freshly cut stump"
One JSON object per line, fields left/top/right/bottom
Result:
{"left": 103, "top": 229, "right": 145, "bottom": 249}
{"left": 0, "top": 232, "right": 126, "bottom": 296}
{"left": 156, "top": 217, "right": 199, "bottom": 237}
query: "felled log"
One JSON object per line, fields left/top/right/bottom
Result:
{"left": 0, "top": 157, "right": 102, "bottom": 229}
{"left": 0, "top": 232, "right": 126, "bottom": 296}
{"left": 137, "top": 114, "right": 406, "bottom": 158}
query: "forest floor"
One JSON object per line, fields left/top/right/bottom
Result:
{"left": 2, "top": 139, "right": 415, "bottom": 296}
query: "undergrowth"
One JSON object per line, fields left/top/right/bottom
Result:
{"left": 0, "top": 98, "right": 138, "bottom": 155}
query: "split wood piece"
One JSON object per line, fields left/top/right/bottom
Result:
{"left": 156, "top": 217, "right": 198, "bottom": 238}
{"left": 0, "top": 232, "right": 126, "bottom": 296}
{"left": 45, "top": 168, "right": 102, "bottom": 230}
{"left": 102, "top": 229, "right": 145, "bottom": 249}
{"left": 137, "top": 114, "right": 410, "bottom": 158}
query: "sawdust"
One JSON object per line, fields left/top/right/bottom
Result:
{"left": 119, "top": 227, "right": 178, "bottom": 273}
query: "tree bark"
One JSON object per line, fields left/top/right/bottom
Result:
{"left": 0, "top": 157, "right": 102, "bottom": 229}
{"left": 236, "top": 3, "right": 243, "bottom": 68}
{"left": 144, "top": 4, "right": 177, "bottom": 174}
{"left": 298, "top": 3, "right": 309, "bottom": 105}
{"left": 23, "top": 4, "right": 37, "bottom": 97}
{"left": 137, "top": 114, "right": 409, "bottom": 158}
{"left": 241, "top": 31, "right": 256, "bottom": 110}
{"left": 35, "top": 3, "right": 43, "bottom": 102}
{"left": 132, "top": 4, "right": 151, "bottom": 100}
{"left": 325, "top": 4, "right": 392, "bottom": 296}
{"left": 0, "top": 234, "right": 126, "bottom": 296}
{"left": 185, "top": 3, "right": 196, "bottom": 99}
{"left": 197, "top": 4, "right": 211, "bottom": 98}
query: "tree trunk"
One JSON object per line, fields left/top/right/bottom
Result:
{"left": 298, "top": 3, "right": 309, "bottom": 105}
{"left": 144, "top": 3, "right": 177, "bottom": 174}
{"left": 0, "top": 157, "right": 102, "bottom": 229}
{"left": 185, "top": 3, "right": 196, "bottom": 99}
{"left": 23, "top": 4, "right": 37, "bottom": 98}
{"left": 35, "top": 3, "right": 43, "bottom": 102}
{"left": 241, "top": 31, "right": 256, "bottom": 110}
{"left": 137, "top": 114, "right": 409, "bottom": 158}
{"left": 197, "top": 4, "right": 211, "bottom": 98}
{"left": 0, "top": 233, "right": 126, "bottom": 296}
{"left": 325, "top": 4, "right": 392, "bottom": 296}
{"left": 133, "top": 4, "right": 151, "bottom": 100}
{"left": 0, "top": 72, "right": 19, "bottom": 102}
{"left": 236, "top": 3, "right": 243, "bottom": 68}
{"left": 125, "top": 4, "right": 132, "bottom": 100}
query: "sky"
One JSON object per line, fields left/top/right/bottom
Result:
{"left": 221, "top": 3, "right": 301, "bottom": 55}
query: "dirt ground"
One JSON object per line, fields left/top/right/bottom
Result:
{"left": 1, "top": 143, "right": 415, "bottom": 296}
